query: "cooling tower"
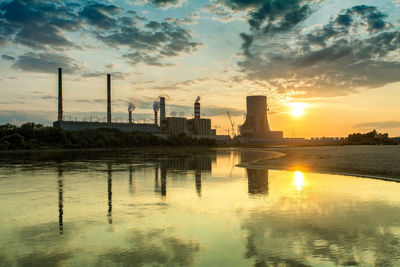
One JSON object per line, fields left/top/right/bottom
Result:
{"left": 241, "top": 95, "right": 271, "bottom": 138}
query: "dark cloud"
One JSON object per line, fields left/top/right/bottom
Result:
{"left": 0, "top": 1, "right": 200, "bottom": 68}
{"left": 220, "top": 0, "right": 317, "bottom": 34}
{"left": 355, "top": 121, "right": 400, "bottom": 129}
{"left": 0, "top": 0, "right": 80, "bottom": 50}
{"left": 140, "top": 0, "right": 185, "bottom": 9}
{"left": 237, "top": 5, "right": 400, "bottom": 97}
{"left": 2, "top": 54, "right": 15, "bottom": 61}
{"left": 12, "top": 52, "right": 81, "bottom": 74}
{"left": 79, "top": 3, "right": 121, "bottom": 29}
{"left": 99, "top": 20, "right": 200, "bottom": 66}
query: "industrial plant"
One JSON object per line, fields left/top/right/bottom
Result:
{"left": 52, "top": 68, "right": 343, "bottom": 145}
{"left": 53, "top": 68, "right": 215, "bottom": 138}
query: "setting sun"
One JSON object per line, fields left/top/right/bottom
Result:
{"left": 289, "top": 103, "right": 307, "bottom": 117}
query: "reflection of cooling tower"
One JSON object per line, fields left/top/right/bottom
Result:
{"left": 160, "top": 97, "right": 166, "bottom": 122}
{"left": 241, "top": 96, "right": 270, "bottom": 138}
{"left": 247, "top": 169, "right": 269, "bottom": 195}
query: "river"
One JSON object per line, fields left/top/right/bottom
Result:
{"left": 0, "top": 148, "right": 399, "bottom": 266}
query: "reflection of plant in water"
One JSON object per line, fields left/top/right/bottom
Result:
{"left": 242, "top": 199, "right": 400, "bottom": 266}
{"left": 99, "top": 228, "right": 201, "bottom": 266}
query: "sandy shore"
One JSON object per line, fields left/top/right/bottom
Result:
{"left": 237, "top": 145, "right": 400, "bottom": 182}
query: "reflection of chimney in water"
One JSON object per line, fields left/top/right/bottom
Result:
{"left": 107, "top": 162, "right": 112, "bottom": 224}
{"left": 129, "top": 165, "right": 133, "bottom": 194}
{"left": 195, "top": 171, "right": 201, "bottom": 197}
{"left": 247, "top": 169, "right": 269, "bottom": 195}
{"left": 57, "top": 165, "right": 64, "bottom": 234}
{"left": 154, "top": 166, "right": 160, "bottom": 193}
{"left": 160, "top": 166, "right": 167, "bottom": 196}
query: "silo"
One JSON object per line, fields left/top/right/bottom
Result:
{"left": 241, "top": 95, "right": 270, "bottom": 138}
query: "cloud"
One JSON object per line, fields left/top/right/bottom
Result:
{"left": 82, "top": 71, "right": 129, "bottom": 80}
{"left": 98, "top": 228, "right": 199, "bottom": 266}
{"left": 136, "top": 0, "right": 186, "bottom": 9}
{"left": 237, "top": 4, "right": 400, "bottom": 97}
{"left": 0, "top": 0, "right": 80, "bottom": 50}
{"left": 1, "top": 54, "right": 15, "bottom": 61}
{"left": 79, "top": 3, "right": 121, "bottom": 29}
{"left": 218, "top": 0, "right": 317, "bottom": 30}
{"left": 99, "top": 19, "right": 201, "bottom": 66}
{"left": 0, "top": 1, "right": 200, "bottom": 67}
{"left": 354, "top": 121, "right": 400, "bottom": 129}
{"left": 0, "top": 110, "right": 54, "bottom": 125}
{"left": 12, "top": 52, "right": 81, "bottom": 74}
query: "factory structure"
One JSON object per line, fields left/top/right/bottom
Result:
{"left": 53, "top": 68, "right": 341, "bottom": 144}
{"left": 53, "top": 68, "right": 215, "bottom": 138}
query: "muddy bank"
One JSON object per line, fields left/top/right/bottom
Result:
{"left": 237, "top": 145, "right": 400, "bottom": 181}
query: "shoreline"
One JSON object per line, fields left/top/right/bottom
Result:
{"left": 237, "top": 146, "right": 400, "bottom": 182}
{"left": 237, "top": 161, "right": 400, "bottom": 184}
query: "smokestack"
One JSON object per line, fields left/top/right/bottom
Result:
{"left": 153, "top": 101, "right": 160, "bottom": 126}
{"left": 107, "top": 74, "right": 111, "bottom": 123}
{"left": 128, "top": 103, "right": 135, "bottom": 124}
{"left": 194, "top": 96, "right": 200, "bottom": 119}
{"left": 160, "top": 97, "right": 166, "bottom": 121}
{"left": 58, "top": 68, "right": 63, "bottom": 121}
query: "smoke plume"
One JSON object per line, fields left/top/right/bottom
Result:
{"left": 128, "top": 102, "right": 135, "bottom": 112}
{"left": 195, "top": 96, "right": 200, "bottom": 103}
{"left": 153, "top": 101, "right": 160, "bottom": 112}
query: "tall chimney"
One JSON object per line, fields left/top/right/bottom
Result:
{"left": 194, "top": 102, "right": 200, "bottom": 119}
{"left": 154, "top": 111, "right": 158, "bottom": 126}
{"left": 107, "top": 74, "right": 111, "bottom": 123}
{"left": 58, "top": 68, "right": 63, "bottom": 121}
{"left": 128, "top": 110, "right": 132, "bottom": 124}
{"left": 160, "top": 97, "right": 166, "bottom": 121}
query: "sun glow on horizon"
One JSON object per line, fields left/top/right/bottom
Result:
{"left": 289, "top": 102, "right": 307, "bottom": 117}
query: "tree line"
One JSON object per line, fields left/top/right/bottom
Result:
{"left": 0, "top": 123, "right": 216, "bottom": 150}
{"left": 346, "top": 129, "right": 398, "bottom": 145}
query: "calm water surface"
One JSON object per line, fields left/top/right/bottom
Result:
{"left": 0, "top": 148, "right": 400, "bottom": 266}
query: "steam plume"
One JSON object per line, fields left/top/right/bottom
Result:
{"left": 153, "top": 101, "right": 160, "bottom": 112}
{"left": 128, "top": 102, "right": 135, "bottom": 112}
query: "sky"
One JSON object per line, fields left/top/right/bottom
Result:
{"left": 0, "top": 0, "right": 399, "bottom": 138}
